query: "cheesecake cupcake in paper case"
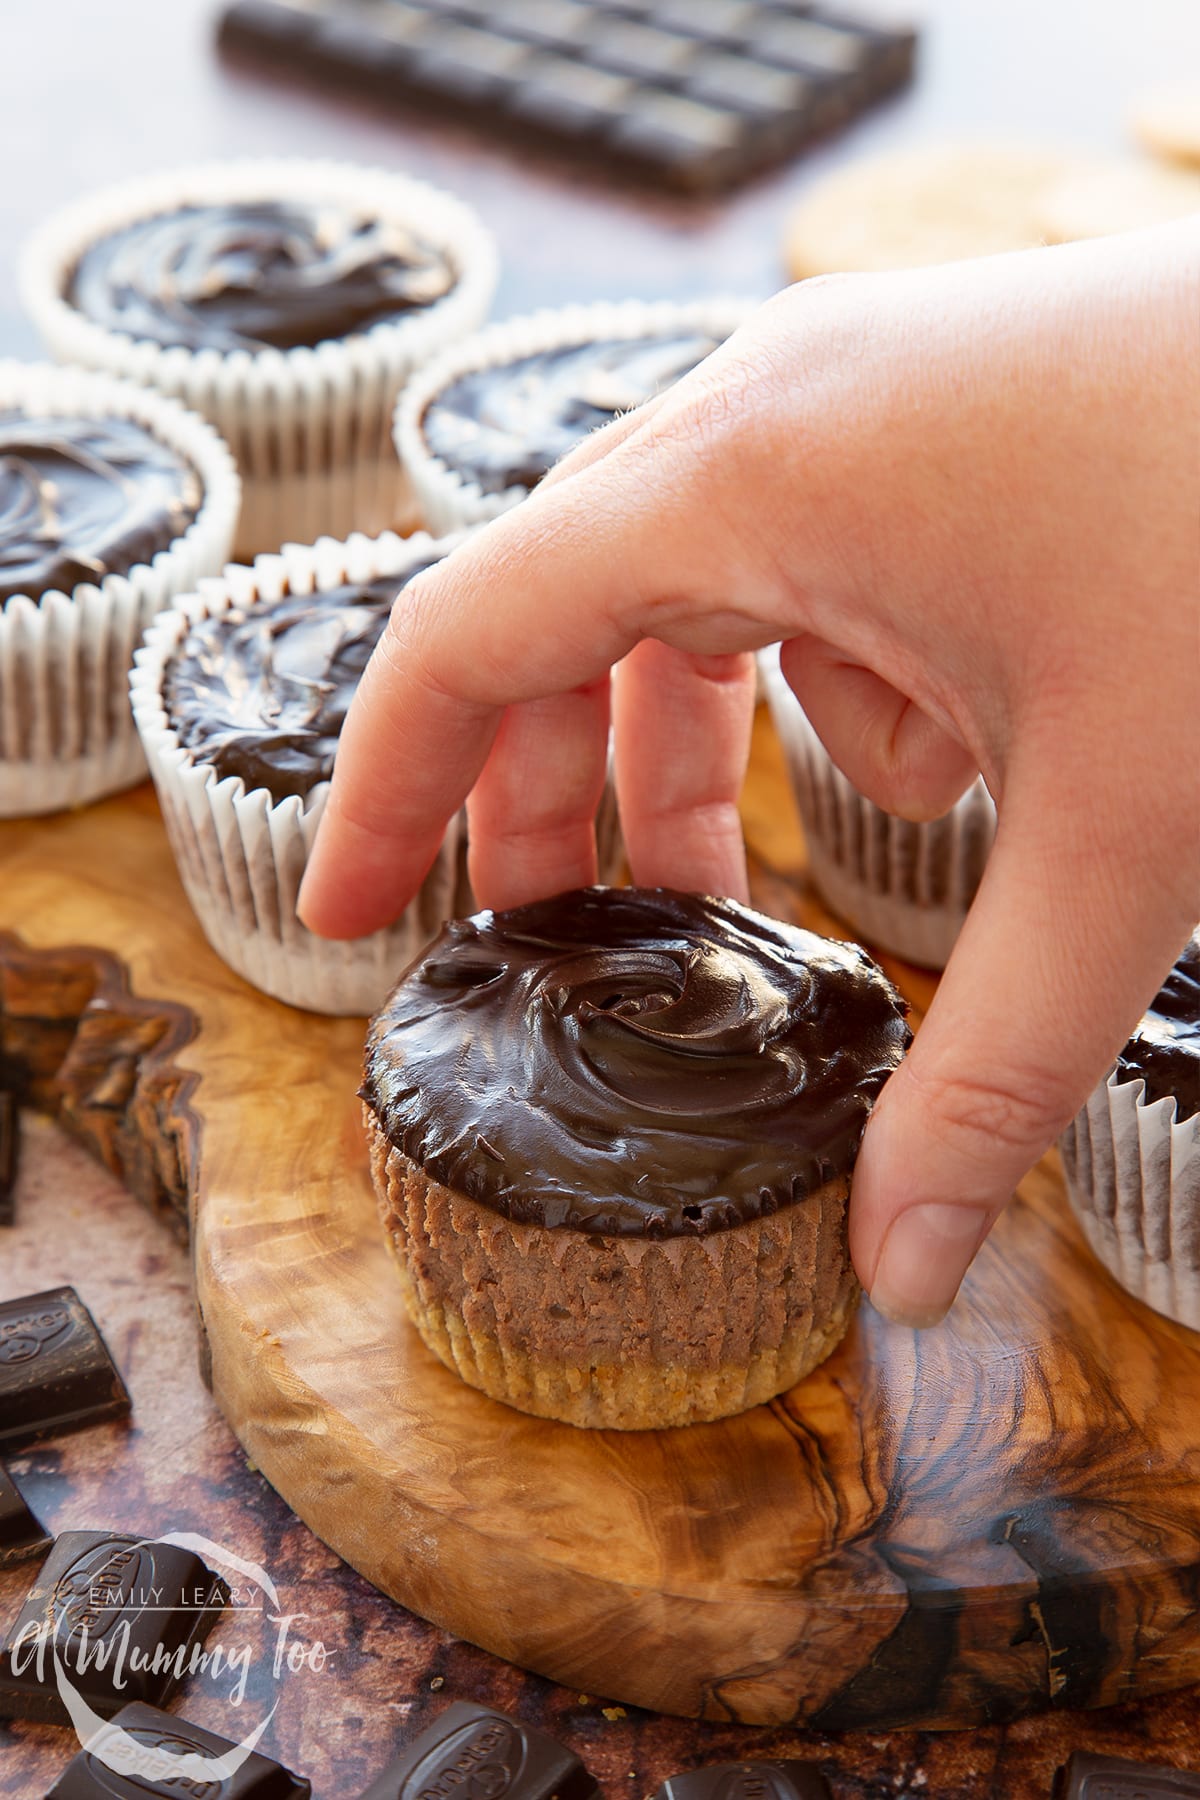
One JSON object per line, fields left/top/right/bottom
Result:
{"left": 394, "top": 296, "right": 755, "bottom": 535}
{"left": 21, "top": 159, "right": 498, "bottom": 559}
{"left": 761, "top": 645, "right": 997, "bottom": 969}
{"left": 364, "top": 887, "right": 911, "bottom": 1429}
{"left": 1060, "top": 933, "right": 1200, "bottom": 1330}
{"left": 0, "top": 360, "right": 239, "bottom": 818}
{"left": 130, "top": 530, "right": 465, "bottom": 1016}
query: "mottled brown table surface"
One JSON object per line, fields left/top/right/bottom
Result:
{"left": 3, "top": 0, "right": 1200, "bottom": 1793}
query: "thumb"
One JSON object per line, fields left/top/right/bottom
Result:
{"left": 849, "top": 763, "right": 1197, "bottom": 1328}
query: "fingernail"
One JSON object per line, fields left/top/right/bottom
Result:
{"left": 869, "top": 1203, "right": 992, "bottom": 1328}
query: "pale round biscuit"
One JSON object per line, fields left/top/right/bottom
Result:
{"left": 1129, "top": 81, "right": 1200, "bottom": 169}
{"left": 784, "top": 142, "right": 1082, "bottom": 278}
{"left": 1038, "top": 159, "right": 1200, "bottom": 243}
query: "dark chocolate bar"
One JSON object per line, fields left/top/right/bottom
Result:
{"left": 1055, "top": 1751, "right": 1200, "bottom": 1798}
{"left": 357, "top": 1700, "right": 600, "bottom": 1800}
{"left": 0, "top": 1286, "right": 131, "bottom": 1448}
{"left": 46, "top": 1699, "right": 312, "bottom": 1797}
{"left": 0, "top": 1462, "right": 52, "bottom": 1568}
{"left": 0, "top": 1088, "right": 17, "bottom": 1226}
{"left": 217, "top": 0, "right": 917, "bottom": 195}
{"left": 653, "top": 1764, "right": 833, "bottom": 1800}
{"left": 0, "top": 1530, "right": 229, "bottom": 1724}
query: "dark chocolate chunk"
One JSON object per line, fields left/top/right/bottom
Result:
{"left": 0, "top": 1463, "right": 52, "bottom": 1569}
{"left": 163, "top": 556, "right": 440, "bottom": 802}
{"left": 653, "top": 1765, "right": 833, "bottom": 1800}
{"left": 0, "top": 1531, "right": 229, "bottom": 1725}
{"left": 423, "top": 332, "right": 723, "bottom": 496}
{"left": 1114, "top": 933, "right": 1200, "bottom": 1121}
{"left": 1055, "top": 1750, "right": 1200, "bottom": 1798}
{"left": 217, "top": 0, "right": 918, "bottom": 196}
{"left": 357, "top": 1701, "right": 599, "bottom": 1800}
{"left": 0, "top": 1286, "right": 131, "bottom": 1448}
{"left": 0, "top": 412, "right": 200, "bottom": 606}
{"left": 47, "top": 1699, "right": 312, "bottom": 1797}
{"left": 0, "top": 1088, "right": 16, "bottom": 1226}
{"left": 68, "top": 200, "right": 456, "bottom": 354}
{"left": 364, "top": 888, "right": 911, "bottom": 1237}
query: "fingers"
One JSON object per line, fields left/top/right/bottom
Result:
{"left": 849, "top": 755, "right": 1199, "bottom": 1327}
{"left": 466, "top": 677, "right": 612, "bottom": 911}
{"left": 612, "top": 640, "right": 756, "bottom": 901}
{"left": 780, "top": 635, "right": 981, "bottom": 821}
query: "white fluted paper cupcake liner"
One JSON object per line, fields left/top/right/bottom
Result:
{"left": 1060, "top": 1070, "right": 1200, "bottom": 1330}
{"left": 0, "top": 361, "right": 240, "bottom": 818}
{"left": 21, "top": 159, "right": 499, "bottom": 559}
{"left": 130, "top": 530, "right": 465, "bottom": 1015}
{"left": 395, "top": 296, "right": 757, "bottom": 536}
{"left": 761, "top": 646, "right": 997, "bottom": 969}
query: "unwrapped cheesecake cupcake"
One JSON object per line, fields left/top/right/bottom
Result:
{"left": 395, "top": 298, "right": 752, "bottom": 534}
{"left": 0, "top": 361, "right": 238, "bottom": 817}
{"left": 21, "top": 160, "right": 497, "bottom": 557}
{"left": 130, "top": 530, "right": 462, "bottom": 1015}
{"left": 761, "top": 647, "right": 997, "bottom": 969}
{"left": 365, "top": 887, "right": 911, "bottom": 1429}
{"left": 1060, "top": 933, "right": 1200, "bottom": 1329}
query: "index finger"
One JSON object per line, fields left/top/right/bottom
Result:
{"left": 297, "top": 463, "right": 666, "bottom": 941}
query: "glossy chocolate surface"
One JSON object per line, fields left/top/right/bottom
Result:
{"left": 68, "top": 199, "right": 455, "bottom": 353}
{"left": 47, "top": 1699, "right": 312, "bottom": 1797}
{"left": 422, "top": 331, "right": 722, "bottom": 494}
{"left": 163, "top": 557, "right": 439, "bottom": 803}
{"left": 1115, "top": 935, "right": 1199, "bottom": 1121}
{"left": 364, "top": 887, "right": 910, "bottom": 1237}
{"left": 0, "top": 1286, "right": 130, "bottom": 1449}
{"left": 0, "top": 1532, "right": 228, "bottom": 1725}
{"left": 358, "top": 1700, "right": 599, "bottom": 1800}
{"left": 0, "top": 412, "right": 199, "bottom": 605}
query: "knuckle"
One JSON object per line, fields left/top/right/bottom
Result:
{"left": 913, "top": 1064, "right": 1076, "bottom": 1165}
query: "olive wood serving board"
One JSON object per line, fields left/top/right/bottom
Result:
{"left": 1, "top": 714, "right": 1198, "bottom": 1732}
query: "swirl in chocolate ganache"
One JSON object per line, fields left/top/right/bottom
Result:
{"left": 364, "top": 888, "right": 911, "bottom": 1236}
{"left": 423, "top": 333, "right": 722, "bottom": 495}
{"left": 0, "top": 412, "right": 200, "bottom": 605}
{"left": 68, "top": 201, "right": 455, "bottom": 353}
{"left": 163, "top": 558, "right": 439, "bottom": 802}
{"left": 1115, "top": 934, "right": 1200, "bottom": 1120}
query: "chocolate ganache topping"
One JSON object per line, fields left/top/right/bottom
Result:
{"left": 364, "top": 888, "right": 911, "bottom": 1237}
{"left": 0, "top": 412, "right": 200, "bottom": 606}
{"left": 67, "top": 201, "right": 456, "bottom": 353}
{"left": 1115, "top": 934, "right": 1200, "bottom": 1120}
{"left": 423, "top": 332, "right": 722, "bottom": 495}
{"left": 163, "top": 557, "right": 439, "bottom": 802}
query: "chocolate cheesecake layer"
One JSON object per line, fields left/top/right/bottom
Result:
{"left": 0, "top": 412, "right": 200, "bottom": 605}
{"left": 422, "top": 332, "right": 722, "bottom": 494}
{"left": 364, "top": 888, "right": 910, "bottom": 1237}
{"left": 1115, "top": 934, "right": 1200, "bottom": 1120}
{"left": 67, "top": 200, "right": 455, "bottom": 353}
{"left": 163, "top": 556, "right": 439, "bottom": 803}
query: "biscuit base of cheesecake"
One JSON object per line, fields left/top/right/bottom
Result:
{"left": 366, "top": 1110, "right": 859, "bottom": 1431}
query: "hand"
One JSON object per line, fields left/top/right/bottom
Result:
{"left": 300, "top": 219, "right": 1200, "bottom": 1328}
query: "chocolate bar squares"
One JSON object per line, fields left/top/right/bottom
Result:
{"left": 218, "top": 0, "right": 917, "bottom": 193}
{"left": 653, "top": 1765, "right": 833, "bottom": 1800}
{"left": 47, "top": 1700, "right": 312, "bottom": 1797}
{"left": 0, "top": 1530, "right": 229, "bottom": 1724}
{"left": 0, "top": 1286, "right": 130, "bottom": 1448}
{"left": 0, "top": 1463, "right": 51, "bottom": 1568}
{"left": 1055, "top": 1751, "right": 1200, "bottom": 1798}
{"left": 358, "top": 1701, "right": 600, "bottom": 1800}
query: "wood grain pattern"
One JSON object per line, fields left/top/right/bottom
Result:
{"left": 0, "top": 718, "right": 1198, "bottom": 1734}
